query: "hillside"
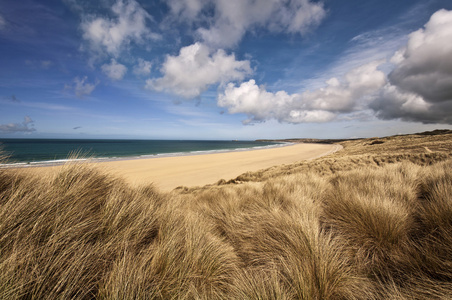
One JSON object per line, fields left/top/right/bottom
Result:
{"left": 0, "top": 130, "right": 451, "bottom": 299}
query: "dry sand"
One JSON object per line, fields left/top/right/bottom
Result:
{"left": 95, "top": 143, "right": 341, "bottom": 190}
{"left": 17, "top": 143, "right": 341, "bottom": 191}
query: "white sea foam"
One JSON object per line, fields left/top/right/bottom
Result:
{"left": 0, "top": 142, "right": 292, "bottom": 168}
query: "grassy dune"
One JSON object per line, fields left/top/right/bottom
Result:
{"left": 0, "top": 131, "right": 451, "bottom": 299}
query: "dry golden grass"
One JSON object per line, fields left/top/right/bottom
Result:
{"left": 0, "top": 130, "right": 451, "bottom": 299}
{"left": 205, "top": 130, "right": 452, "bottom": 187}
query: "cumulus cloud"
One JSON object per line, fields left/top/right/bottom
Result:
{"left": 370, "top": 84, "right": 452, "bottom": 124}
{"left": 102, "top": 59, "right": 127, "bottom": 80}
{"left": 218, "top": 9, "right": 452, "bottom": 125}
{"left": 147, "top": 42, "right": 252, "bottom": 98}
{"left": 389, "top": 9, "right": 452, "bottom": 102}
{"left": 0, "top": 116, "right": 36, "bottom": 133}
{"left": 371, "top": 9, "right": 452, "bottom": 124}
{"left": 81, "top": 0, "right": 155, "bottom": 57}
{"left": 133, "top": 58, "right": 152, "bottom": 76}
{"left": 218, "top": 61, "right": 386, "bottom": 123}
{"left": 301, "top": 61, "right": 386, "bottom": 112}
{"left": 219, "top": 79, "right": 337, "bottom": 124}
{"left": 65, "top": 76, "right": 99, "bottom": 98}
{"left": 168, "top": 0, "right": 326, "bottom": 48}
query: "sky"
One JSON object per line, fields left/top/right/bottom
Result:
{"left": 1, "top": 0, "right": 452, "bottom": 140}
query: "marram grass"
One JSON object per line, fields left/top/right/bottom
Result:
{"left": 0, "top": 132, "right": 451, "bottom": 299}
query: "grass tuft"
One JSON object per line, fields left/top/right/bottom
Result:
{"left": 1, "top": 131, "right": 451, "bottom": 299}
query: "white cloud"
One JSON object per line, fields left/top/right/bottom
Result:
{"left": 296, "top": 25, "right": 407, "bottom": 93}
{"left": 133, "top": 58, "right": 152, "bottom": 76}
{"left": 0, "top": 116, "right": 36, "bottom": 133}
{"left": 102, "top": 59, "right": 127, "bottom": 80}
{"left": 371, "top": 9, "right": 452, "bottom": 124}
{"left": 218, "top": 61, "right": 386, "bottom": 124}
{"left": 371, "top": 83, "right": 452, "bottom": 124}
{"left": 146, "top": 42, "right": 252, "bottom": 98}
{"left": 168, "top": 0, "right": 326, "bottom": 48}
{"left": 273, "top": 0, "right": 326, "bottom": 33}
{"left": 388, "top": 9, "right": 452, "bottom": 103}
{"left": 219, "top": 9, "right": 452, "bottom": 125}
{"left": 371, "top": 84, "right": 433, "bottom": 121}
{"left": 80, "top": 0, "right": 154, "bottom": 57}
{"left": 65, "top": 76, "right": 99, "bottom": 98}
{"left": 166, "top": 0, "right": 208, "bottom": 20}
{"left": 302, "top": 61, "right": 386, "bottom": 112}
{"left": 219, "top": 79, "right": 298, "bottom": 123}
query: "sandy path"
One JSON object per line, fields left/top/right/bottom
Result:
{"left": 94, "top": 143, "right": 340, "bottom": 191}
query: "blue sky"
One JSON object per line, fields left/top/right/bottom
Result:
{"left": 1, "top": 0, "right": 452, "bottom": 140}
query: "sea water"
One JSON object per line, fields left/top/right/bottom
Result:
{"left": 0, "top": 139, "right": 285, "bottom": 166}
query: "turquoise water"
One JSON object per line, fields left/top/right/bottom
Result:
{"left": 0, "top": 139, "right": 283, "bottom": 166}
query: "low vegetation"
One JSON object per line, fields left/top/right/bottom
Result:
{"left": 0, "top": 130, "right": 451, "bottom": 299}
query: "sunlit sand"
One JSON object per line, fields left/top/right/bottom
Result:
{"left": 96, "top": 143, "right": 341, "bottom": 190}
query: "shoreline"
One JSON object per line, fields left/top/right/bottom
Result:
{"left": 97, "top": 143, "right": 341, "bottom": 190}
{"left": 14, "top": 143, "right": 341, "bottom": 191}
{"left": 0, "top": 142, "right": 292, "bottom": 169}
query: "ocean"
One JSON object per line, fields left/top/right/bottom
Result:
{"left": 0, "top": 139, "right": 284, "bottom": 166}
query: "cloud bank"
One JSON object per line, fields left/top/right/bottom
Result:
{"left": 76, "top": 0, "right": 326, "bottom": 94}
{"left": 75, "top": 2, "right": 451, "bottom": 126}
{"left": 218, "top": 61, "right": 385, "bottom": 123}
{"left": 219, "top": 9, "right": 452, "bottom": 125}
{"left": 0, "top": 116, "right": 35, "bottom": 133}
{"left": 371, "top": 9, "right": 452, "bottom": 124}
{"left": 147, "top": 43, "right": 252, "bottom": 98}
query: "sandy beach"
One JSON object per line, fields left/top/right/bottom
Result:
{"left": 94, "top": 143, "right": 340, "bottom": 190}
{"left": 16, "top": 143, "right": 341, "bottom": 191}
